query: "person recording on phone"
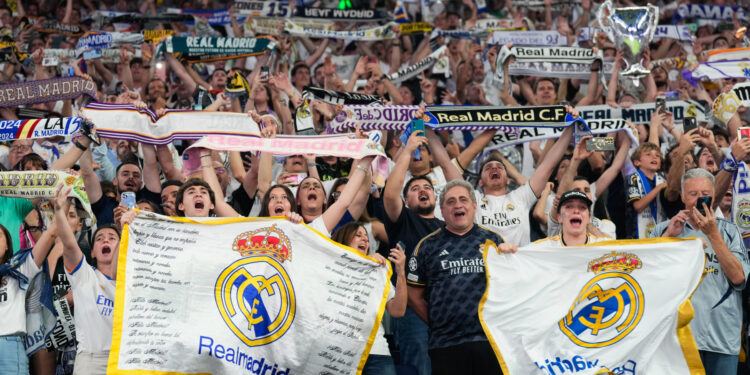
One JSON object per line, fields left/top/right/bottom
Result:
{"left": 650, "top": 168, "right": 750, "bottom": 374}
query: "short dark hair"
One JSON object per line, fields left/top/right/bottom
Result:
{"left": 259, "top": 184, "right": 298, "bottom": 217}
{"left": 0, "top": 223, "right": 13, "bottom": 265}
{"left": 101, "top": 180, "right": 116, "bottom": 197}
{"left": 161, "top": 180, "right": 182, "bottom": 191}
{"left": 115, "top": 161, "right": 141, "bottom": 176}
{"left": 479, "top": 154, "right": 506, "bottom": 174}
{"left": 175, "top": 178, "right": 216, "bottom": 217}
{"left": 402, "top": 175, "right": 433, "bottom": 198}
{"left": 145, "top": 78, "right": 166, "bottom": 97}
{"left": 291, "top": 62, "right": 310, "bottom": 83}
{"left": 17, "top": 153, "right": 47, "bottom": 171}
{"left": 93, "top": 224, "right": 121, "bottom": 242}
{"left": 533, "top": 77, "right": 558, "bottom": 93}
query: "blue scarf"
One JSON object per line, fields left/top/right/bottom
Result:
{"left": 0, "top": 247, "right": 56, "bottom": 354}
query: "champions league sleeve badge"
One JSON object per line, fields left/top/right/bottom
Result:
{"left": 215, "top": 224, "right": 296, "bottom": 346}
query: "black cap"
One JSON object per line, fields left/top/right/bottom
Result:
{"left": 559, "top": 190, "right": 592, "bottom": 208}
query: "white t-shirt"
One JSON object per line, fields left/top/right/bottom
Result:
{"left": 308, "top": 216, "right": 331, "bottom": 238}
{"left": 369, "top": 283, "right": 396, "bottom": 356}
{"left": 0, "top": 254, "right": 41, "bottom": 336}
{"left": 66, "top": 258, "right": 116, "bottom": 353}
{"left": 475, "top": 183, "right": 538, "bottom": 246}
{"left": 527, "top": 233, "right": 612, "bottom": 248}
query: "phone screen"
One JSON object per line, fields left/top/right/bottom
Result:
{"left": 683, "top": 117, "right": 697, "bottom": 134}
{"left": 697, "top": 196, "right": 712, "bottom": 216}
{"left": 655, "top": 97, "right": 666, "bottom": 114}
{"left": 121, "top": 192, "right": 136, "bottom": 209}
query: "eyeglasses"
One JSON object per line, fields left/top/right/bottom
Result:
{"left": 11, "top": 145, "right": 31, "bottom": 153}
{"left": 24, "top": 224, "right": 45, "bottom": 233}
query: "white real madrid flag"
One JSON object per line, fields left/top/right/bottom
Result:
{"left": 108, "top": 213, "right": 391, "bottom": 375}
{"left": 479, "top": 238, "right": 705, "bottom": 374}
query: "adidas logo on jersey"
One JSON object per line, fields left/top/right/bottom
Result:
{"left": 439, "top": 249, "right": 450, "bottom": 257}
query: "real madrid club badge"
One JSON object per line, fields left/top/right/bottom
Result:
{"left": 559, "top": 252, "right": 644, "bottom": 348}
{"left": 215, "top": 225, "right": 295, "bottom": 346}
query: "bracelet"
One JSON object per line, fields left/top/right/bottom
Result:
{"left": 73, "top": 140, "right": 87, "bottom": 151}
{"left": 356, "top": 165, "right": 368, "bottom": 174}
{"left": 308, "top": 162, "right": 319, "bottom": 167}
{"left": 200, "top": 154, "right": 213, "bottom": 159}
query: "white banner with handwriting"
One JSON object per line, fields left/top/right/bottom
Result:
{"left": 479, "top": 238, "right": 705, "bottom": 374}
{"left": 109, "top": 213, "right": 390, "bottom": 375}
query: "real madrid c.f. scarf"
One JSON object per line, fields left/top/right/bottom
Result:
{"left": 165, "top": 36, "right": 270, "bottom": 62}
{"left": 0, "top": 77, "right": 97, "bottom": 108}
{"left": 425, "top": 105, "right": 569, "bottom": 130}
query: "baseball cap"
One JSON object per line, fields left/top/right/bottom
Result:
{"left": 558, "top": 190, "right": 592, "bottom": 208}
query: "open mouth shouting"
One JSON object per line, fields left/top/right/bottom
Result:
{"left": 194, "top": 199, "right": 205, "bottom": 211}
{"left": 568, "top": 216, "right": 584, "bottom": 229}
{"left": 123, "top": 179, "right": 137, "bottom": 190}
{"left": 452, "top": 208, "right": 467, "bottom": 220}
{"left": 273, "top": 205, "right": 285, "bottom": 215}
{"left": 101, "top": 245, "right": 112, "bottom": 256}
{"left": 307, "top": 193, "right": 318, "bottom": 202}
{"left": 418, "top": 192, "right": 429, "bottom": 203}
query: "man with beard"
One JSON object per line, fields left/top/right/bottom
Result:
{"left": 381, "top": 115, "right": 462, "bottom": 375}
{"left": 79, "top": 140, "right": 162, "bottom": 225}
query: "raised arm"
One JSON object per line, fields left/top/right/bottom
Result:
{"left": 383, "top": 130, "right": 427, "bottom": 222}
{"left": 322, "top": 155, "right": 374, "bottom": 233}
{"left": 665, "top": 129, "right": 700, "bottom": 202}
{"left": 53, "top": 185, "right": 83, "bottom": 270}
{"left": 457, "top": 129, "right": 496, "bottom": 170}
{"left": 199, "top": 148, "right": 240, "bottom": 217}
{"left": 529, "top": 116, "right": 574, "bottom": 196}
{"left": 141, "top": 143, "right": 162, "bottom": 194}
{"left": 593, "top": 132, "right": 632, "bottom": 198}
{"left": 79, "top": 146, "right": 103, "bottom": 204}
{"left": 165, "top": 53, "right": 198, "bottom": 94}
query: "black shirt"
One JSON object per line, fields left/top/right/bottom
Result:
{"left": 92, "top": 188, "right": 161, "bottom": 225}
{"left": 383, "top": 205, "right": 444, "bottom": 259}
{"left": 407, "top": 224, "right": 504, "bottom": 349}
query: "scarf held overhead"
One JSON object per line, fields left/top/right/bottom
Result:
{"left": 0, "top": 171, "right": 94, "bottom": 223}
{"left": 189, "top": 133, "right": 386, "bottom": 159}
{"left": 80, "top": 103, "right": 260, "bottom": 145}
{"left": 303, "top": 86, "right": 383, "bottom": 105}
{"left": 284, "top": 20, "right": 397, "bottom": 40}
{"left": 0, "top": 117, "right": 83, "bottom": 141}
{"left": 487, "top": 118, "right": 637, "bottom": 149}
{"left": 0, "top": 77, "right": 97, "bottom": 108}
{"left": 425, "top": 105, "right": 568, "bottom": 130}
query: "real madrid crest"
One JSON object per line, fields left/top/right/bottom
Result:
{"left": 215, "top": 224, "right": 296, "bottom": 346}
{"left": 558, "top": 251, "right": 644, "bottom": 348}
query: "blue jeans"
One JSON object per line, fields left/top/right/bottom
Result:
{"left": 0, "top": 335, "right": 29, "bottom": 375}
{"left": 393, "top": 307, "right": 430, "bottom": 375}
{"left": 699, "top": 350, "right": 738, "bottom": 375}
{"left": 363, "top": 354, "right": 398, "bottom": 375}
